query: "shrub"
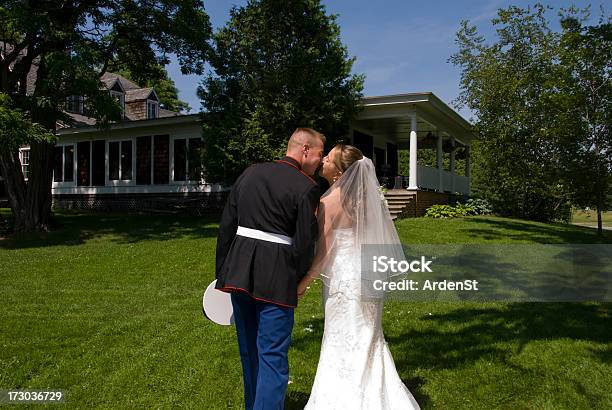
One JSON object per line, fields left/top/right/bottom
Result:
{"left": 464, "top": 198, "right": 493, "bottom": 215}
{"left": 425, "top": 204, "right": 462, "bottom": 218}
{"left": 425, "top": 199, "right": 491, "bottom": 219}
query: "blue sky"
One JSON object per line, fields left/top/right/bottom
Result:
{"left": 166, "top": 0, "right": 608, "bottom": 121}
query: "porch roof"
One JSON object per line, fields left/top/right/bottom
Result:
{"left": 357, "top": 92, "right": 475, "bottom": 147}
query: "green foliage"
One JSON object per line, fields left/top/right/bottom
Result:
{"left": 425, "top": 204, "right": 465, "bottom": 219}
{"left": 425, "top": 199, "right": 493, "bottom": 219}
{"left": 1, "top": 0, "right": 211, "bottom": 127}
{"left": 464, "top": 198, "right": 493, "bottom": 215}
{"left": 198, "top": 0, "right": 364, "bottom": 184}
{"left": 450, "top": 4, "right": 611, "bottom": 224}
{"left": 0, "top": 93, "right": 56, "bottom": 150}
{"left": 555, "top": 9, "right": 612, "bottom": 214}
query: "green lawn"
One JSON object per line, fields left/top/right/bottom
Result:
{"left": 571, "top": 208, "right": 611, "bottom": 226}
{"left": 0, "top": 209, "right": 610, "bottom": 409}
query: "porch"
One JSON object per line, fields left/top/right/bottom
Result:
{"left": 347, "top": 92, "right": 475, "bottom": 217}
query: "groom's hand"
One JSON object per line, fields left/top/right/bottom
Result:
{"left": 297, "top": 280, "right": 309, "bottom": 300}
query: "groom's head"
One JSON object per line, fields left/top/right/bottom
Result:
{"left": 286, "top": 128, "right": 326, "bottom": 176}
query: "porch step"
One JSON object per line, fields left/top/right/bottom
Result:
{"left": 384, "top": 190, "right": 416, "bottom": 220}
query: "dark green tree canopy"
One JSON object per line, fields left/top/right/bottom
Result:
{"left": 450, "top": 4, "right": 610, "bottom": 227}
{"left": 198, "top": 0, "right": 364, "bottom": 184}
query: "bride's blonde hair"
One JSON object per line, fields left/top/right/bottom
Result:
{"left": 331, "top": 144, "right": 365, "bottom": 220}
{"left": 333, "top": 144, "right": 364, "bottom": 173}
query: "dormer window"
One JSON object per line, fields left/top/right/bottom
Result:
{"left": 110, "top": 90, "right": 125, "bottom": 116}
{"left": 147, "top": 100, "right": 158, "bottom": 119}
{"left": 66, "top": 95, "right": 85, "bottom": 114}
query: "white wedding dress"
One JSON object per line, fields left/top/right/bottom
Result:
{"left": 304, "top": 228, "right": 421, "bottom": 410}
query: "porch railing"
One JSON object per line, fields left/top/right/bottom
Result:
{"left": 394, "top": 164, "right": 470, "bottom": 195}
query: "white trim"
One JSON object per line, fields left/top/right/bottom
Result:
{"left": 407, "top": 111, "right": 418, "bottom": 190}
{"left": 106, "top": 138, "right": 135, "bottom": 186}
{"left": 18, "top": 147, "right": 30, "bottom": 181}
{"left": 110, "top": 90, "right": 125, "bottom": 117}
{"left": 147, "top": 100, "right": 159, "bottom": 119}
{"left": 109, "top": 78, "right": 125, "bottom": 93}
{"left": 52, "top": 183, "right": 224, "bottom": 195}
{"left": 52, "top": 144, "right": 77, "bottom": 188}
{"left": 170, "top": 135, "right": 204, "bottom": 185}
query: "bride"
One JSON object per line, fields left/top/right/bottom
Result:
{"left": 297, "top": 144, "right": 420, "bottom": 410}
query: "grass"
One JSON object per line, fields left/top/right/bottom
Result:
{"left": 571, "top": 208, "right": 611, "bottom": 226}
{"left": 0, "top": 209, "right": 610, "bottom": 409}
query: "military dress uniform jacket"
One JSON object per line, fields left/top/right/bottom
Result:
{"left": 215, "top": 156, "right": 321, "bottom": 308}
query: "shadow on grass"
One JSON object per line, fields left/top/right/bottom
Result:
{"left": 0, "top": 210, "right": 220, "bottom": 249}
{"left": 285, "top": 390, "right": 310, "bottom": 410}
{"left": 464, "top": 217, "right": 612, "bottom": 244}
{"left": 387, "top": 302, "right": 611, "bottom": 374}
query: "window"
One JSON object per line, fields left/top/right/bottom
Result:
{"left": 136, "top": 136, "right": 151, "bottom": 185}
{"left": 173, "top": 139, "right": 187, "bottom": 181}
{"left": 77, "top": 140, "right": 105, "bottom": 186}
{"left": 77, "top": 141, "right": 90, "bottom": 186}
{"left": 110, "top": 91, "right": 125, "bottom": 117}
{"left": 135, "top": 135, "right": 170, "bottom": 185}
{"left": 91, "top": 140, "right": 105, "bottom": 186}
{"left": 173, "top": 137, "right": 203, "bottom": 182}
{"left": 153, "top": 135, "right": 169, "bottom": 184}
{"left": 108, "top": 140, "right": 133, "bottom": 181}
{"left": 54, "top": 147, "right": 62, "bottom": 182}
{"left": 147, "top": 100, "right": 158, "bottom": 119}
{"left": 66, "top": 95, "right": 85, "bottom": 114}
{"left": 19, "top": 149, "right": 30, "bottom": 180}
{"left": 53, "top": 145, "right": 75, "bottom": 183}
{"left": 65, "top": 145, "right": 74, "bottom": 182}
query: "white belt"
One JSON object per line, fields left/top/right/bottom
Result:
{"left": 236, "top": 226, "right": 293, "bottom": 245}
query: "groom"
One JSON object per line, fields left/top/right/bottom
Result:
{"left": 215, "top": 128, "right": 325, "bottom": 410}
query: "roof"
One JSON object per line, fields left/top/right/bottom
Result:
{"left": 357, "top": 92, "right": 476, "bottom": 144}
{"left": 125, "top": 87, "right": 155, "bottom": 102}
{"left": 61, "top": 72, "right": 177, "bottom": 128}
{"left": 57, "top": 113, "right": 201, "bottom": 135}
{"left": 100, "top": 72, "right": 140, "bottom": 91}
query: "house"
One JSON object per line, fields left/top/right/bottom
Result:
{"left": 16, "top": 72, "right": 226, "bottom": 214}
{"left": 9, "top": 71, "right": 474, "bottom": 216}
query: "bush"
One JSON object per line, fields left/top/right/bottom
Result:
{"left": 464, "top": 198, "right": 493, "bottom": 215}
{"left": 454, "top": 202, "right": 475, "bottom": 216}
{"left": 425, "top": 204, "right": 463, "bottom": 218}
{"left": 425, "top": 198, "right": 494, "bottom": 219}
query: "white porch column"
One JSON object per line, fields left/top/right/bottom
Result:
{"left": 465, "top": 145, "right": 471, "bottom": 194}
{"left": 407, "top": 111, "right": 418, "bottom": 190}
{"left": 437, "top": 133, "right": 443, "bottom": 192}
{"left": 450, "top": 136, "right": 456, "bottom": 194}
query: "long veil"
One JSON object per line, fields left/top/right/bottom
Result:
{"left": 309, "top": 157, "right": 407, "bottom": 300}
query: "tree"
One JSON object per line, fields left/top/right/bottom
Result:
{"left": 556, "top": 8, "right": 611, "bottom": 235}
{"left": 450, "top": 4, "right": 611, "bottom": 229}
{"left": 198, "top": 0, "right": 364, "bottom": 184}
{"left": 0, "top": 0, "right": 212, "bottom": 232}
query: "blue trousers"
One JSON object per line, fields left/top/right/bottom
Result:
{"left": 230, "top": 292, "right": 294, "bottom": 410}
